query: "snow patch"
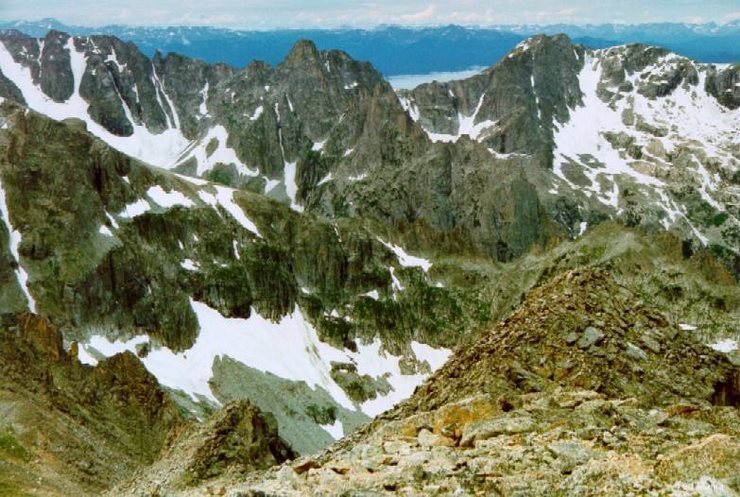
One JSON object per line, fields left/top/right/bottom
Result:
{"left": 0, "top": 38, "right": 192, "bottom": 169}
{"left": 552, "top": 55, "right": 665, "bottom": 209}
{"left": 378, "top": 238, "right": 432, "bottom": 272}
{"left": 283, "top": 161, "right": 303, "bottom": 212}
{"left": 710, "top": 339, "right": 737, "bottom": 353}
{"left": 317, "top": 173, "right": 333, "bottom": 186}
{"left": 320, "top": 419, "right": 344, "bottom": 440}
{"left": 178, "top": 125, "right": 258, "bottom": 177}
{"left": 361, "top": 290, "right": 380, "bottom": 300}
{"left": 347, "top": 173, "right": 367, "bottom": 182}
{"left": 181, "top": 259, "right": 199, "bottom": 271}
{"left": 198, "top": 82, "right": 209, "bottom": 115}
{"left": 389, "top": 266, "right": 404, "bottom": 293}
{"left": 118, "top": 198, "right": 152, "bottom": 218}
{"left": 411, "top": 341, "right": 451, "bottom": 370}
{"left": 249, "top": 105, "right": 264, "bottom": 121}
{"left": 79, "top": 301, "right": 451, "bottom": 418}
{"left": 213, "top": 186, "right": 261, "bottom": 237}
{"left": 146, "top": 185, "right": 194, "bottom": 209}
{"left": 398, "top": 96, "right": 420, "bottom": 122}
{"left": 351, "top": 339, "right": 451, "bottom": 417}
{"left": 422, "top": 93, "right": 496, "bottom": 143}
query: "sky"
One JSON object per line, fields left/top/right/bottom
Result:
{"left": 1, "top": 0, "right": 739, "bottom": 28}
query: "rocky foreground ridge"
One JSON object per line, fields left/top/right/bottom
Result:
{"left": 107, "top": 269, "right": 740, "bottom": 496}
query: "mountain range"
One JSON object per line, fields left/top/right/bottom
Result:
{"left": 1, "top": 18, "right": 739, "bottom": 76}
{"left": 0, "top": 24, "right": 737, "bottom": 496}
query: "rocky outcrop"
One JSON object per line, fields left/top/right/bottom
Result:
{"left": 111, "top": 400, "right": 295, "bottom": 494}
{"left": 405, "top": 269, "right": 738, "bottom": 412}
{"left": 705, "top": 63, "right": 740, "bottom": 109}
{"left": 401, "top": 34, "right": 584, "bottom": 164}
{"left": 235, "top": 390, "right": 739, "bottom": 496}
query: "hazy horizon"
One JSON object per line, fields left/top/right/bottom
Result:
{"left": 1, "top": 1, "right": 738, "bottom": 30}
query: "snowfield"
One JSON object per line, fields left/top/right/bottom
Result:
{"left": 77, "top": 299, "right": 451, "bottom": 434}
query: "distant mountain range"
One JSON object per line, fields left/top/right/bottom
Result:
{"left": 0, "top": 18, "right": 738, "bottom": 75}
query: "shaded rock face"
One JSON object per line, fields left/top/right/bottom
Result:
{"left": 0, "top": 313, "right": 183, "bottom": 495}
{"left": 402, "top": 34, "right": 584, "bottom": 164}
{"left": 0, "top": 100, "right": 485, "bottom": 352}
{"left": 0, "top": 30, "right": 572, "bottom": 262}
{"left": 705, "top": 63, "right": 740, "bottom": 109}
{"left": 398, "top": 38, "right": 740, "bottom": 265}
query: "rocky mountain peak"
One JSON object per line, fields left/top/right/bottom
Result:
{"left": 284, "top": 39, "right": 321, "bottom": 66}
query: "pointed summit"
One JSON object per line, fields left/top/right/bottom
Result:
{"left": 284, "top": 39, "right": 320, "bottom": 66}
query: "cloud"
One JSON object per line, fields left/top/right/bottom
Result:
{"left": 722, "top": 11, "right": 740, "bottom": 22}
{"left": 398, "top": 4, "right": 438, "bottom": 24}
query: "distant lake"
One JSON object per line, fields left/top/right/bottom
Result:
{"left": 387, "top": 66, "right": 487, "bottom": 89}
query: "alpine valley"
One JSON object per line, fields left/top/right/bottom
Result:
{"left": 0, "top": 25, "right": 737, "bottom": 497}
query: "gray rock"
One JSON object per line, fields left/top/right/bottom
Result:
{"left": 625, "top": 342, "right": 648, "bottom": 361}
{"left": 546, "top": 441, "right": 594, "bottom": 473}
{"left": 640, "top": 335, "right": 662, "bottom": 353}
{"left": 577, "top": 327, "right": 606, "bottom": 349}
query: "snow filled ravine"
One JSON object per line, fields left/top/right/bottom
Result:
{"left": 76, "top": 299, "right": 451, "bottom": 434}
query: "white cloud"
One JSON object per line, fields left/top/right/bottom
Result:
{"left": 399, "top": 4, "right": 437, "bottom": 24}
{"left": 722, "top": 11, "right": 740, "bottom": 22}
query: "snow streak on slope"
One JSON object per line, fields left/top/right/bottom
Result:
{"left": 274, "top": 101, "right": 303, "bottom": 212}
{"left": 415, "top": 93, "right": 497, "bottom": 144}
{"left": 77, "top": 299, "right": 451, "bottom": 419}
{"left": 177, "top": 125, "right": 259, "bottom": 177}
{"left": 212, "top": 186, "right": 262, "bottom": 238}
{"left": 0, "top": 177, "right": 36, "bottom": 312}
{"left": 377, "top": 238, "right": 432, "bottom": 272}
{"left": 146, "top": 185, "right": 194, "bottom": 209}
{"left": 0, "top": 38, "right": 192, "bottom": 169}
